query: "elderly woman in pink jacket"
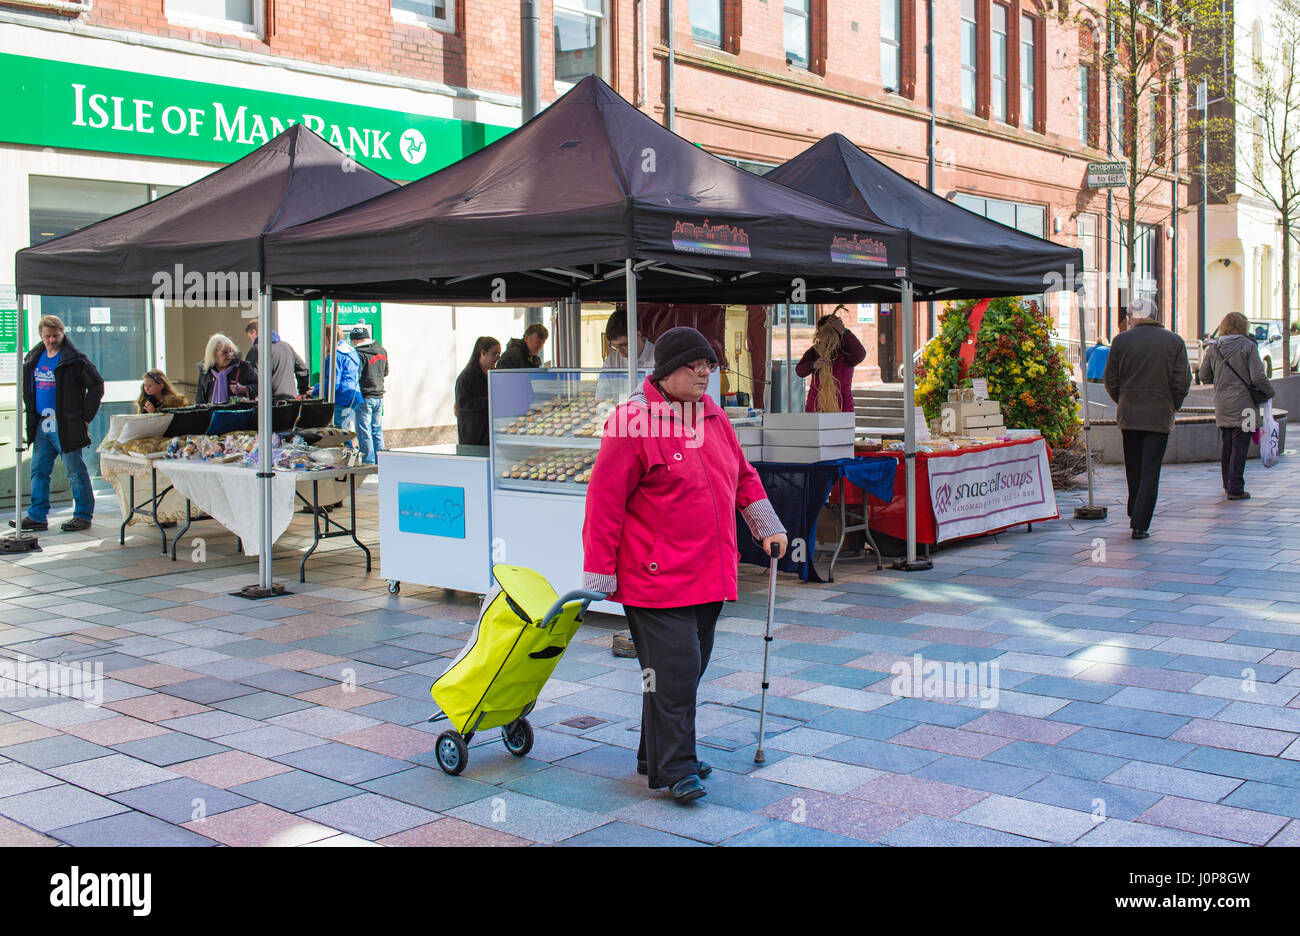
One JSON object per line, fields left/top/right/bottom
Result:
{"left": 583, "top": 327, "right": 788, "bottom": 804}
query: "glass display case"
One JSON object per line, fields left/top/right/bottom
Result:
{"left": 488, "top": 368, "right": 649, "bottom": 495}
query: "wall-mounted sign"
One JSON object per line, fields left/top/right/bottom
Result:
{"left": 1086, "top": 161, "right": 1128, "bottom": 188}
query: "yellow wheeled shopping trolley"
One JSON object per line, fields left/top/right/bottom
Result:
{"left": 428, "top": 564, "right": 604, "bottom": 776}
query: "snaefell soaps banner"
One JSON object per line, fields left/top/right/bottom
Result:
{"left": 927, "top": 440, "right": 1057, "bottom": 542}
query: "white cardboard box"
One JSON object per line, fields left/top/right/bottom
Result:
{"left": 742, "top": 445, "right": 764, "bottom": 462}
{"left": 962, "top": 414, "right": 1005, "bottom": 429}
{"left": 733, "top": 427, "right": 764, "bottom": 445}
{"left": 761, "top": 444, "right": 856, "bottom": 463}
{"left": 761, "top": 427, "right": 855, "bottom": 446}
{"left": 762, "top": 411, "right": 855, "bottom": 430}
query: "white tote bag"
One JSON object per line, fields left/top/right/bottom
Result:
{"left": 1260, "top": 400, "right": 1281, "bottom": 469}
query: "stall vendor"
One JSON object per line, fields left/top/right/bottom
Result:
{"left": 137, "top": 370, "right": 188, "bottom": 413}
{"left": 195, "top": 334, "right": 256, "bottom": 404}
{"left": 455, "top": 337, "right": 501, "bottom": 446}
{"left": 602, "top": 308, "right": 656, "bottom": 368}
{"left": 795, "top": 306, "right": 866, "bottom": 413}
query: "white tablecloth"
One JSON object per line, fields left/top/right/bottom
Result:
{"left": 153, "top": 461, "right": 376, "bottom": 556}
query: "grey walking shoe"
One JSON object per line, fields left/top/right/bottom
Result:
{"left": 61, "top": 518, "right": 92, "bottom": 532}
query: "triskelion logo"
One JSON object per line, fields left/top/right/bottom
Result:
{"left": 50, "top": 867, "right": 151, "bottom": 917}
{"left": 399, "top": 128, "right": 427, "bottom": 164}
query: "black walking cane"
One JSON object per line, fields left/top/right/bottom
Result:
{"left": 754, "top": 540, "right": 781, "bottom": 764}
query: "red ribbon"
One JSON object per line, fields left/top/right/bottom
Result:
{"left": 957, "top": 298, "right": 991, "bottom": 381}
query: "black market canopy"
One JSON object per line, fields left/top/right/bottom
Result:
{"left": 262, "top": 76, "right": 911, "bottom": 304}
{"left": 16, "top": 124, "right": 398, "bottom": 298}
{"left": 764, "top": 133, "right": 1084, "bottom": 301}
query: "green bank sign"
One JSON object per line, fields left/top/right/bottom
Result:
{"left": 0, "top": 53, "right": 512, "bottom": 180}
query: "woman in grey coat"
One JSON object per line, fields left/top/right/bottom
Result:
{"left": 1197, "top": 312, "right": 1276, "bottom": 500}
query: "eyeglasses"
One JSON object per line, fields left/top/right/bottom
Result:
{"left": 609, "top": 339, "right": 629, "bottom": 353}
{"left": 685, "top": 360, "right": 718, "bottom": 376}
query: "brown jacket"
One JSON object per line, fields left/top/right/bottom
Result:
{"left": 1103, "top": 319, "right": 1191, "bottom": 434}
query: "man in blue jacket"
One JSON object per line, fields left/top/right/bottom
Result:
{"left": 329, "top": 327, "right": 364, "bottom": 433}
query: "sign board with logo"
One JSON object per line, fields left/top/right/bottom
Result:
{"left": 0, "top": 53, "right": 512, "bottom": 181}
{"left": 308, "top": 300, "right": 382, "bottom": 388}
{"left": 927, "top": 440, "right": 1057, "bottom": 542}
{"left": 0, "top": 305, "right": 23, "bottom": 384}
{"left": 1086, "top": 161, "right": 1128, "bottom": 188}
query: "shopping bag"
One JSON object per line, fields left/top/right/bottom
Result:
{"left": 1260, "top": 401, "right": 1281, "bottom": 469}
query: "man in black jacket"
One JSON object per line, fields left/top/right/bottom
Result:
{"left": 496, "top": 323, "right": 548, "bottom": 369}
{"left": 14, "top": 315, "right": 104, "bottom": 533}
{"left": 1103, "top": 299, "right": 1192, "bottom": 539}
{"left": 244, "top": 322, "right": 309, "bottom": 402}
{"left": 350, "top": 326, "right": 388, "bottom": 465}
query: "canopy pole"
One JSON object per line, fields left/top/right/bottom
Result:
{"left": 1074, "top": 280, "right": 1107, "bottom": 520}
{"left": 571, "top": 290, "right": 581, "bottom": 367}
{"left": 2, "top": 293, "right": 39, "bottom": 553}
{"left": 327, "top": 298, "right": 339, "bottom": 405}
{"left": 894, "top": 279, "right": 932, "bottom": 572}
{"left": 625, "top": 260, "right": 638, "bottom": 398}
{"left": 784, "top": 305, "right": 792, "bottom": 412}
{"left": 238, "top": 287, "right": 285, "bottom": 598}
{"left": 765, "top": 306, "right": 773, "bottom": 411}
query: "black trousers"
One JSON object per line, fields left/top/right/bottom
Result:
{"left": 623, "top": 601, "right": 723, "bottom": 790}
{"left": 1220, "top": 427, "right": 1251, "bottom": 496}
{"left": 1122, "top": 430, "right": 1169, "bottom": 533}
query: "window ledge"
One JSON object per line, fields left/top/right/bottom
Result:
{"left": 392, "top": 9, "right": 454, "bottom": 33}
{"left": 3, "top": 0, "right": 90, "bottom": 13}
{"left": 166, "top": 12, "right": 262, "bottom": 41}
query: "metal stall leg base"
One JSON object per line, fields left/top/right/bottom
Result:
{"left": 1074, "top": 506, "right": 1108, "bottom": 520}
{"left": 891, "top": 556, "right": 933, "bottom": 572}
{"left": 0, "top": 535, "right": 41, "bottom": 553}
{"left": 233, "top": 582, "right": 291, "bottom": 600}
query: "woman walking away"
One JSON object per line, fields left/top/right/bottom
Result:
{"left": 795, "top": 306, "right": 866, "bottom": 413}
{"left": 454, "top": 337, "right": 500, "bottom": 446}
{"left": 137, "top": 370, "right": 188, "bottom": 413}
{"left": 583, "top": 327, "right": 788, "bottom": 804}
{"left": 1198, "top": 311, "right": 1275, "bottom": 500}
{"left": 195, "top": 334, "right": 256, "bottom": 405}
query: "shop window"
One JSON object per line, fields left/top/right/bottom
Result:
{"left": 392, "top": 0, "right": 454, "bottom": 32}
{"left": 784, "top": 0, "right": 811, "bottom": 69}
{"left": 991, "top": 4, "right": 1008, "bottom": 123}
{"left": 774, "top": 304, "right": 813, "bottom": 325}
{"left": 691, "top": 0, "right": 723, "bottom": 48}
{"left": 555, "top": 0, "right": 609, "bottom": 88}
{"left": 166, "top": 0, "right": 262, "bottom": 38}
{"left": 1020, "top": 12, "right": 1043, "bottom": 132}
{"left": 953, "top": 193, "right": 1045, "bottom": 239}
{"left": 961, "top": 0, "right": 979, "bottom": 113}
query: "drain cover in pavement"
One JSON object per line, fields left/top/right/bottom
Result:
{"left": 560, "top": 715, "right": 607, "bottom": 730}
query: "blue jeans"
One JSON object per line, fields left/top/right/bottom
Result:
{"left": 333, "top": 401, "right": 359, "bottom": 434}
{"left": 29, "top": 431, "right": 94, "bottom": 523}
{"left": 356, "top": 397, "right": 384, "bottom": 465}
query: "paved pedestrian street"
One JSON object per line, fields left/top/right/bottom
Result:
{"left": 1, "top": 456, "right": 1298, "bottom": 847}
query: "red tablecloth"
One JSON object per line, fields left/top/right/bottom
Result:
{"left": 839, "top": 437, "right": 1056, "bottom": 545}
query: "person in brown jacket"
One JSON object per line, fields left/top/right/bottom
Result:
{"left": 1102, "top": 298, "right": 1192, "bottom": 539}
{"left": 1197, "top": 312, "right": 1275, "bottom": 500}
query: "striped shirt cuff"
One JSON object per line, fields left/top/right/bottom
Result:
{"left": 583, "top": 571, "right": 618, "bottom": 595}
{"left": 741, "top": 499, "right": 786, "bottom": 540}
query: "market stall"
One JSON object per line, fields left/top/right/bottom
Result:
{"left": 11, "top": 126, "right": 396, "bottom": 591}
{"left": 263, "top": 76, "right": 913, "bottom": 603}
{"left": 849, "top": 437, "right": 1057, "bottom": 548}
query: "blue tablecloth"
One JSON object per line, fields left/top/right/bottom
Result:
{"left": 737, "top": 457, "right": 896, "bottom": 583}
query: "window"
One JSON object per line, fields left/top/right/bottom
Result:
{"left": 961, "top": 0, "right": 978, "bottom": 114}
{"left": 1020, "top": 13, "right": 1035, "bottom": 130}
{"left": 992, "top": 5, "right": 1008, "bottom": 123}
{"left": 774, "top": 304, "right": 812, "bottom": 325}
{"left": 554, "top": 0, "right": 608, "bottom": 87}
{"left": 691, "top": 0, "right": 723, "bottom": 48}
{"left": 1150, "top": 90, "right": 1162, "bottom": 163}
{"left": 719, "top": 156, "right": 776, "bottom": 176}
{"left": 1078, "top": 66, "right": 1091, "bottom": 144}
{"left": 1077, "top": 214, "right": 1099, "bottom": 334}
{"left": 1114, "top": 87, "right": 1128, "bottom": 155}
{"left": 785, "top": 0, "right": 810, "bottom": 69}
{"left": 953, "top": 193, "right": 1045, "bottom": 238}
{"left": 881, "top": 0, "right": 902, "bottom": 92}
{"left": 392, "top": 0, "right": 454, "bottom": 32}
{"left": 166, "top": 0, "right": 261, "bottom": 36}
{"left": 1118, "top": 223, "right": 1160, "bottom": 307}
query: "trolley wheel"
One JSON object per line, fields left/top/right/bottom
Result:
{"left": 435, "top": 730, "right": 468, "bottom": 775}
{"left": 388, "top": 580, "right": 400, "bottom": 595}
{"left": 501, "top": 718, "right": 534, "bottom": 757}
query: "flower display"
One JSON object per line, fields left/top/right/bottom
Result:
{"left": 914, "top": 296, "right": 1080, "bottom": 449}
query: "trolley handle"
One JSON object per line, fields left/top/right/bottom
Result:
{"left": 539, "top": 590, "right": 606, "bottom": 628}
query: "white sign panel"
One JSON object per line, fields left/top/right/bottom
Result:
{"left": 928, "top": 440, "right": 1058, "bottom": 541}
{"left": 89, "top": 307, "right": 111, "bottom": 324}
{"left": 1086, "top": 161, "right": 1127, "bottom": 188}
{"left": 857, "top": 303, "right": 876, "bottom": 324}
{"left": 971, "top": 378, "right": 989, "bottom": 400}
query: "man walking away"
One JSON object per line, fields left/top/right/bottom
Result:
{"left": 496, "top": 323, "right": 548, "bottom": 369}
{"left": 244, "top": 322, "right": 309, "bottom": 402}
{"left": 351, "top": 326, "right": 388, "bottom": 465}
{"left": 1103, "top": 298, "right": 1191, "bottom": 539}
{"left": 13, "top": 315, "right": 104, "bottom": 532}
